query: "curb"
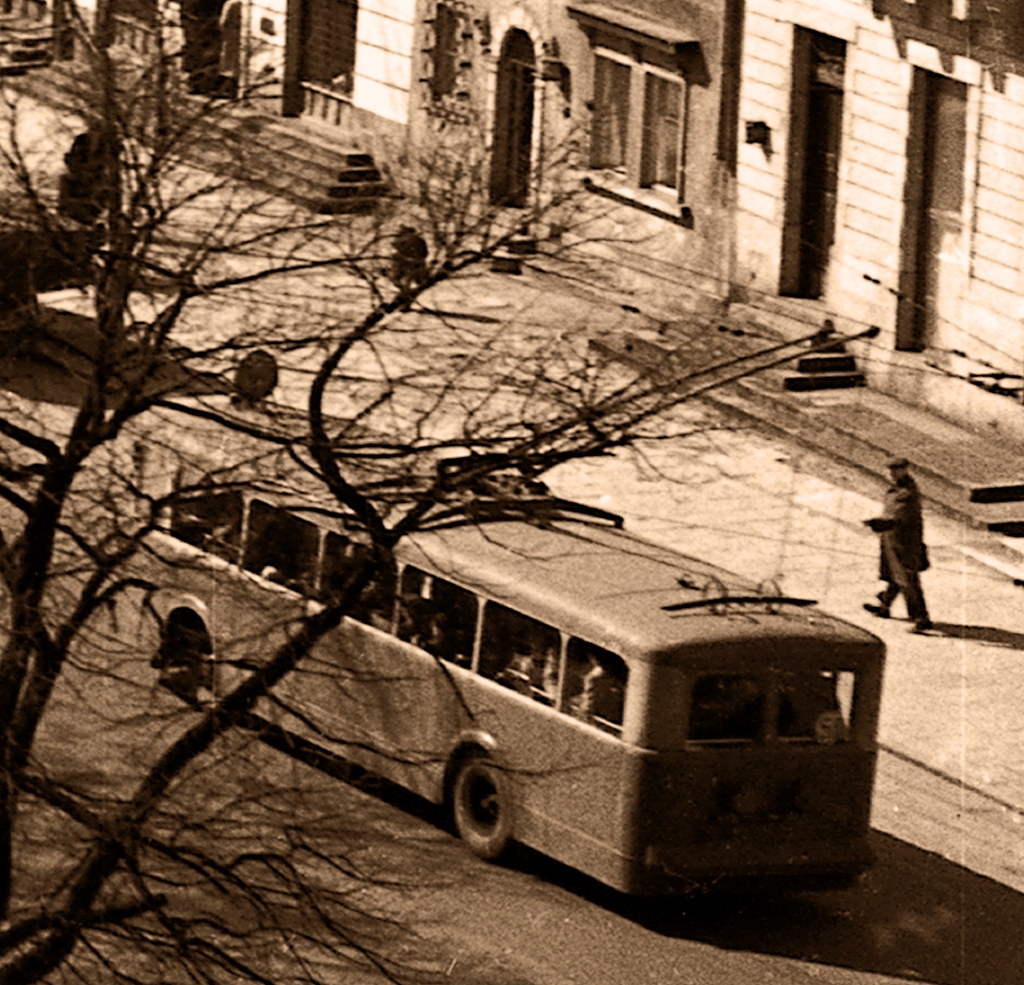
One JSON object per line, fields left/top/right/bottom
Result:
{"left": 592, "top": 332, "right": 1024, "bottom": 552}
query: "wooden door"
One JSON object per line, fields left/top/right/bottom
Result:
{"left": 489, "top": 29, "right": 535, "bottom": 207}
{"left": 780, "top": 29, "right": 846, "bottom": 299}
{"left": 896, "top": 70, "right": 967, "bottom": 352}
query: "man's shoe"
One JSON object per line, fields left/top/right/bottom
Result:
{"left": 863, "top": 603, "right": 890, "bottom": 618}
{"left": 911, "top": 619, "right": 934, "bottom": 634}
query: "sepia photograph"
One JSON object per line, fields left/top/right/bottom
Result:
{"left": 0, "top": 0, "right": 1022, "bottom": 981}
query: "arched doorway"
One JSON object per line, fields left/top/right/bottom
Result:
{"left": 489, "top": 29, "right": 535, "bottom": 207}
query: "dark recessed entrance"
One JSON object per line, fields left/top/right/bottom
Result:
{"left": 489, "top": 29, "right": 535, "bottom": 208}
{"left": 780, "top": 28, "right": 846, "bottom": 299}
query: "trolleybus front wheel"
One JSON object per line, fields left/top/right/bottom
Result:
{"left": 451, "top": 756, "right": 513, "bottom": 861}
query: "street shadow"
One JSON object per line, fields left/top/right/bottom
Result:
{"left": 518, "top": 832, "right": 1024, "bottom": 985}
{"left": 929, "top": 622, "right": 1024, "bottom": 648}
{"left": 256, "top": 722, "right": 1024, "bottom": 984}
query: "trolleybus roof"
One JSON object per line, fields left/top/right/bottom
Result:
{"left": 400, "top": 510, "right": 882, "bottom": 662}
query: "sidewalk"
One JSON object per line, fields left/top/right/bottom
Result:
{"left": 427, "top": 250, "right": 1024, "bottom": 571}
{"left": 575, "top": 277, "right": 1024, "bottom": 576}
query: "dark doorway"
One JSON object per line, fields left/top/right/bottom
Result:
{"left": 181, "top": 0, "right": 225, "bottom": 94}
{"left": 489, "top": 29, "right": 535, "bottom": 207}
{"left": 896, "top": 70, "right": 967, "bottom": 352}
{"left": 780, "top": 29, "right": 846, "bottom": 299}
{"left": 219, "top": 0, "right": 242, "bottom": 93}
{"left": 299, "top": 0, "right": 358, "bottom": 94}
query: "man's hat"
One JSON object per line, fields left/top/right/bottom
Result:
{"left": 887, "top": 456, "right": 909, "bottom": 468}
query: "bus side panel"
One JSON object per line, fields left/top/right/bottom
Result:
{"left": 453, "top": 675, "right": 646, "bottom": 891}
{"left": 271, "top": 621, "right": 473, "bottom": 803}
{"left": 205, "top": 575, "right": 309, "bottom": 695}
{"left": 132, "top": 540, "right": 268, "bottom": 696}
{"left": 270, "top": 637, "right": 653, "bottom": 894}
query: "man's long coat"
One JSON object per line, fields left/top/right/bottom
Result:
{"left": 878, "top": 475, "right": 928, "bottom": 580}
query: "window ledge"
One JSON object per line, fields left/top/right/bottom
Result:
{"left": 582, "top": 175, "right": 693, "bottom": 228}
{"left": 300, "top": 79, "right": 353, "bottom": 102}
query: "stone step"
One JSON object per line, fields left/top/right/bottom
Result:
{"left": 10, "top": 62, "right": 388, "bottom": 213}
{"left": 326, "top": 181, "right": 389, "bottom": 199}
{"left": 342, "top": 152, "right": 375, "bottom": 169}
{"left": 334, "top": 166, "right": 384, "bottom": 184}
{"left": 317, "top": 197, "right": 380, "bottom": 215}
{"left": 796, "top": 354, "right": 858, "bottom": 374}
{"left": 783, "top": 373, "right": 867, "bottom": 391}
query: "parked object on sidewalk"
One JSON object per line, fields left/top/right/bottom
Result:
{"left": 863, "top": 456, "right": 932, "bottom": 633}
{"left": 390, "top": 225, "right": 428, "bottom": 296}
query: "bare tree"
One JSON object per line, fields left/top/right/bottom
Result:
{"left": 0, "top": 11, "right": 871, "bottom": 983}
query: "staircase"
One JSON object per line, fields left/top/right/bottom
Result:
{"left": 320, "top": 152, "right": 391, "bottom": 215}
{"left": 783, "top": 335, "right": 867, "bottom": 391}
{"left": 5, "top": 63, "right": 392, "bottom": 215}
{"left": 196, "top": 113, "right": 392, "bottom": 214}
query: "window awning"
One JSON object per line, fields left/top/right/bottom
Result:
{"left": 567, "top": 0, "right": 699, "bottom": 51}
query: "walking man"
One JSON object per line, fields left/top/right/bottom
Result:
{"left": 863, "top": 456, "right": 933, "bottom": 633}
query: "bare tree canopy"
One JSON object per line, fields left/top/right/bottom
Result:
{"left": 0, "top": 10, "right": 868, "bottom": 983}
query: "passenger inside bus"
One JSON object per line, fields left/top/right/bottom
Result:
{"left": 777, "top": 670, "right": 850, "bottom": 743}
{"left": 354, "top": 572, "right": 396, "bottom": 631}
{"left": 566, "top": 642, "right": 626, "bottom": 732}
{"left": 427, "top": 577, "right": 476, "bottom": 666}
{"left": 396, "top": 570, "right": 475, "bottom": 665}
{"left": 242, "top": 501, "right": 319, "bottom": 595}
{"left": 489, "top": 637, "right": 558, "bottom": 705}
{"left": 480, "top": 602, "right": 559, "bottom": 694}
{"left": 169, "top": 490, "right": 243, "bottom": 560}
{"left": 498, "top": 648, "right": 537, "bottom": 696}
{"left": 539, "top": 645, "right": 560, "bottom": 704}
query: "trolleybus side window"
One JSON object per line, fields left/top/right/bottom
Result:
{"left": 689, "top": 674, "right": 765, "bottom": 743}
{"left": 319, "top": 530, "right": 352, "bottom": 601}
{"left": 430, "top": 576, "right": 478, "bottom": 666}
{"left": 564, "top": 639, "right": 627, "bottom": 733}
{"left": 397, "top": 566, "right": 477, "bottom": 666}
{"left": 320, "top": 535, "right": 395, "bottom": 629}
{"left": 1, "top": 0, "right": 44, "bottom": 16}
{"left": 777, "top": 669, "right": 854, "bottom": 744}
{"left": 242, "top": 500, "right": 320, "bottom": 595}
{"left": 169, "top": 489, "right": 243, "bottom": 561}
{"left": 479, "top": 602, "right": 560, "bottom": 705}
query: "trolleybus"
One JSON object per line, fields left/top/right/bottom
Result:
{"left": 150, "top": 481, "right": 885, "bottom": 895}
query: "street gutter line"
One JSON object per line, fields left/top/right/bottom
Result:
{"left": 878, "top": 743, "right": 1024, "bottom": 819}
{"left": 960, "top": 545, "right": 1024, "bottom": 584}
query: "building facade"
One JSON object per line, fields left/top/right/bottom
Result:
{"left": 733, "top": 0, "right": 1024, "bottom": 434}
{"left": 275, "top": 0, "right": 740, "bottom": 304}
{"left": 90, "top": 0, "right": 1024, "bottom": 435}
